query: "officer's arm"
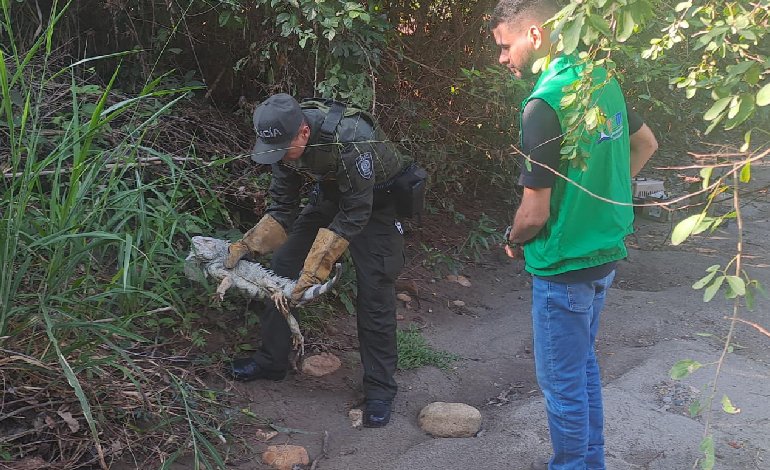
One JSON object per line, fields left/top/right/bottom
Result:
{"left": 266, "top": 162, "right": 303, "bottom": 231}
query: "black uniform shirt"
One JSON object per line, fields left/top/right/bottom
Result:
{"left": 267, "top": 107, "right": 407, "bottom": 240}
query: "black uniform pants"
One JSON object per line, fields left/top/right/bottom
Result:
{"left": 251, "top": 199, "right": 404, "bottom": 401}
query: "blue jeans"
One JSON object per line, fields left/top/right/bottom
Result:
{"left": 532, "top": 271, "right": 616, "bottom": 470}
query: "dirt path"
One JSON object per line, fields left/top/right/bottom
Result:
{"left": 214, "top": 164, "right": 770, "bottom": 470}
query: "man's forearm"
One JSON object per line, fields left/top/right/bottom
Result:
{"left": 509, "top": 209, "right": 546, "bottom": 244}
{"left": 509, "top": 186, "right": 551, "bottom": 245}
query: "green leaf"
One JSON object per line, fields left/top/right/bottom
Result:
{"left": 745, "top": 64, "right": 761, "bottom": 86}
{"left": 740, "top": 130, "right": 752, "bottom": 152}
{"left": 560, "top": 93, "right": 577, "bottom": 108}
{"left": 42, "top": 310, "right": 105, "bottom": 466}
{"left": 339, "top": 292, "right": 355, "bottom": 315}
{"left": 584, "top": 106, "right": 601, "bottom": 130}
{"left": 218, "top": 10, "right": 231, "bottom": 27}
{"left": 755, "top": 281, "right": 769, "bottom": 299}
{"left": 276, "top": 12, "right": 291, "bottom": 24}
{"left": 670, "top": 359, "right": 703, "bottom": 379}
{"left": 531, "top": 55, "right": 549, "bottom": 75}
{"left": 671, "top": 214, "right": 703, "bottom": 245}
{"left": 562, "top": 13, "right": 585, "bottom": 54}
{"left": 745, "top": 285, "right": 755, "bottom": 310}
{"left": 726, "top": 61, "right": 754, "bottom": 75}
{"left": 704, "top": 97, "right": 730, "bottom": 121}
{"left": 704, "top": 116, "right": 721, "bottom": 135}
{"left": 724, "top": 94, "right": 755, "bottom": 130}
{"left": 692, "top": 216, "right": 716, "bottom": 236}
{"left": 704, "top": 275, "right": 725, "bottom": 302}
{"left": 725, "top": 276, "right": 745, "bottom": 296}
{"left": 740, "top": 163, "right": 751, "bottom": 183}
{"left": 586, "top": 14, "right": 612, "bottom": 37}
{"left": 693, "top": 270, "right": 718, "bottom": 289}
{"left": 700, "top": 435, "right": 715, "bottom": 470}
{"left": 616, "top": 8, "right": 635, "bottom": 42}
{"left": 756, "top": 83, "right": 770, "bottom": 107}
{"left": 700, "top": 167, "right": 713, "bottom": 190}
{"left": 689, "top": 399, "right": 703, "bottom": 417}
{"left": 721, "top": 395, "right": 740, "bottom": 414}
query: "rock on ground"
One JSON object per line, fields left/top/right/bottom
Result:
{"left": 262, "top": 445, "right": 309, "bottom": 470}
{"left": 301, "top": 352, "right": 342, "bottom": 377}
{"left": 418, "top": 402, "right": 482, "bottom": 438}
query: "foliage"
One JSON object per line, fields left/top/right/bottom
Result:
{"left": 232, "top": 0, "right": 390, "bottom": 109}
{"left": 542, "top": 0, "right": 769, "bottom": 467}
{"left": 460, "top": 213, "right": 506, "bottom": 262}
{"left": 420, "top": 242, "right": 463, "bottom": 276}
{"left": 544, "top": 0, "right": 769, "bottom": 166}
{"left": 397, "top": 325, "right": 459, "bottom": 370}
{"left": 0, "top": 1, "right": 238, "bottom": 467}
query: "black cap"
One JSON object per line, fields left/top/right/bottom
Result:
{"left": 251, "top": 93, "right": 304, "bottom": 164}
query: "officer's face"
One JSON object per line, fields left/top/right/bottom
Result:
{"left": 493, "top": 21, "right": 547, "bottom": 79}
{"left": 282, "top": 123, "right": 311, "bottom": 161}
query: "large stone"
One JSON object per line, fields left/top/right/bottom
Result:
{"left": 301, "top": 352, "right": 342, "bottom": 377}
{"left": 262, "top": 445, "right": 310, "bottom": 470}
{"left": 418, "top": 402, "right": 482, "bottom": 438}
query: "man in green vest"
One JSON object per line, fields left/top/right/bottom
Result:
{"left": 225, "top": 93, "right": 414, "bottom": 428}
{"left": 491, "top": 1, "right": 658, "bottom": 468}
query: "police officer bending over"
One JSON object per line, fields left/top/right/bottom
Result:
{"left": 226, "top": 93, "right": 416, "bottom": 428}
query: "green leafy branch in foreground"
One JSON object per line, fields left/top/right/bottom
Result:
{"left": 666, "top": 149, "right": 769, "bottom": 469}
{"left": 542, "top": 0, "right": 769, "bottom": 169}
{"left": 541, "top": 0, "right": 769, "bottom": 467}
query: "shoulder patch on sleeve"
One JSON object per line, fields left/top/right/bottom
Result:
{"left": 355, "top": 152, "right": 374, "bottom": 180}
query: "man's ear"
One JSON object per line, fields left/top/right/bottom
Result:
{"left": 527, "top": 24, "right": 544, "bottom": 50}
{"left": 300, "top": 123, "right": 311, "bottom": 139}
{"left": 527, "top": 24, "right": 549, "bottom": 50}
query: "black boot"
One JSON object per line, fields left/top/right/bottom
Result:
{"left": 227, "top": 357, "right": 286, "bottom": 382}
{"left": 363, "top": 399, "right": 392, "bottom": 428}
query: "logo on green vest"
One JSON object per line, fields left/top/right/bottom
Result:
{"left": 597, "top": 111, "right": 623, "bottom": 144}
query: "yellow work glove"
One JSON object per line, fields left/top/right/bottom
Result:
{"left": 224, "top": 214, "right": 287, "bottom": 269}
{"left": 291, "top": 228, "right": 349, "bottom": 302}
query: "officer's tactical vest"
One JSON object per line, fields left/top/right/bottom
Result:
{"left": 283, "top": 98, "right": 406, "bottom": 188}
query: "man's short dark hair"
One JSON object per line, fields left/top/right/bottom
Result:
{"left": 490, "top": 0, "right": 560, "bottom": 30}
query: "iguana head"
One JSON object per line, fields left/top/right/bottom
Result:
{"left": 187, "top": 236, "right": 229, "bottom": 262}
{"left": 184, "top": 236, "right": 230, "bottom": 282}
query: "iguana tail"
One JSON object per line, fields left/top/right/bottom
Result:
{"left": 296, "top": 263, "right": 343, "bottom": 305}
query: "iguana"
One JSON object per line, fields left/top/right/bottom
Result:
{"left": 184, "top": 236, "right": 342, "bottom": 356}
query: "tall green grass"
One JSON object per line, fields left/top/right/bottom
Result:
{"left": 1, "top": 1, "right": 232, "bottom": 467}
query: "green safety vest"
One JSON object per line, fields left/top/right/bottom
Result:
{"left": 521, "top": 55, "right": 634, "bottom": 277}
